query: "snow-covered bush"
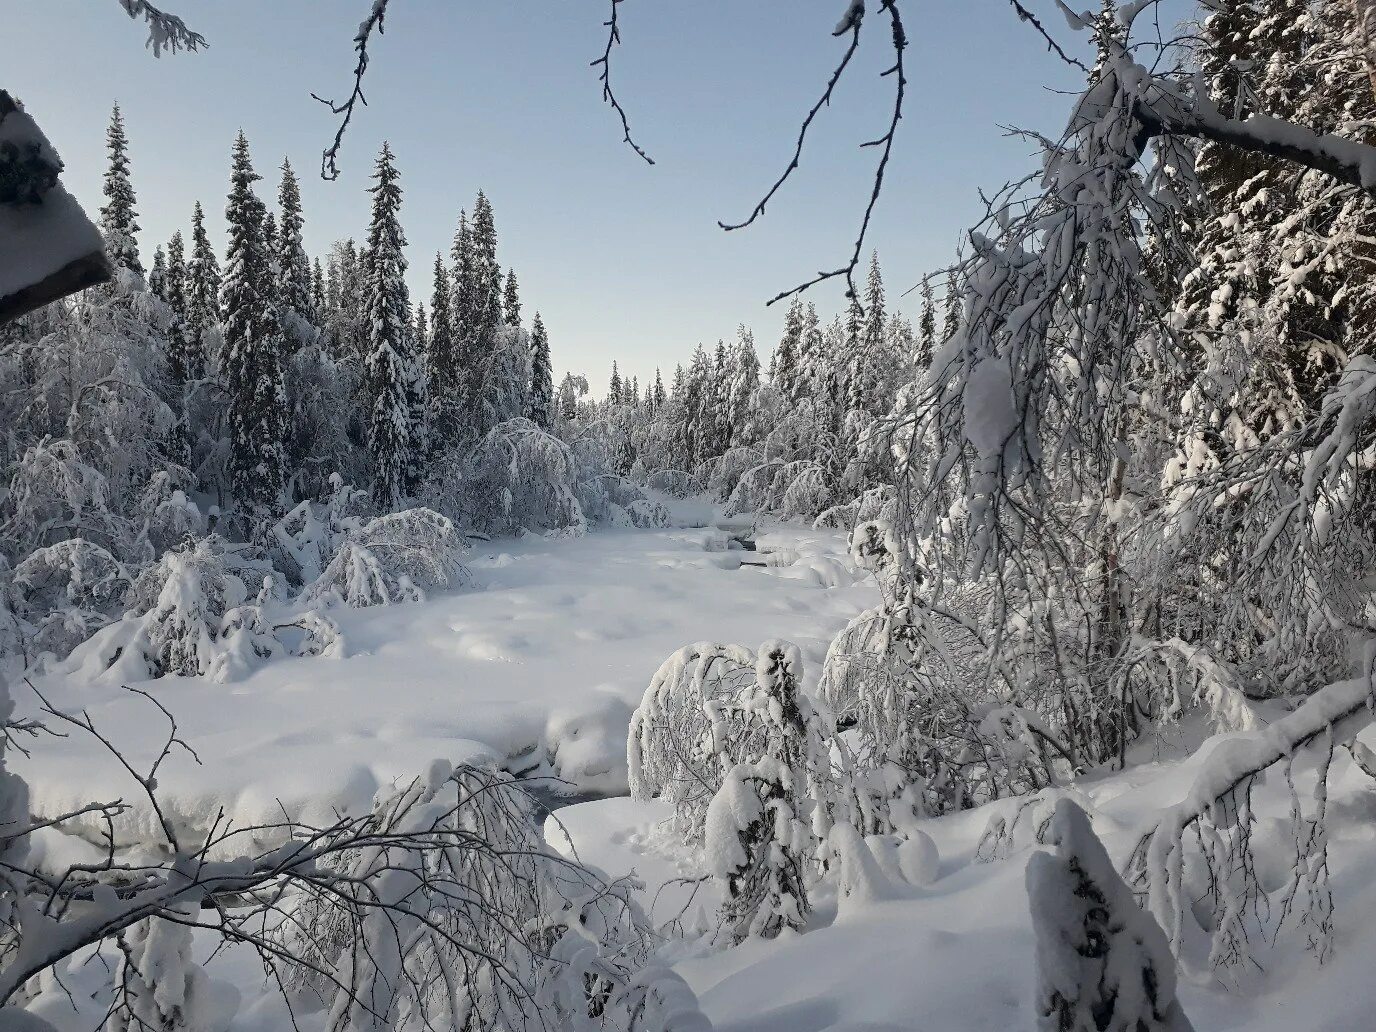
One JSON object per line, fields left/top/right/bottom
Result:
{"left": 1027, "top": 799, "right": 1193, "bottom": 1032}
{"left": 108, "top": 914, "right": 237, "bottom": 1032}
{"left": 643, "top": 468, "right": 700, "bottom": 499}
{"left": 464, "top": 417, "right": 588, "bottom": 537}
{"left": 282, "top": 761, "right": 654, "bottom": 1031}
{"left": 9, "top": 538, "right": 130, "bottom": 659}
{"left": 628, "top": 642, "right": 760, "bottom": 845}
{"left": 2, "top": 437, "right": 123, "bottom": 557}
{"left": 67, "top": 534, "right": 279, "bottom": 682}
{"left": 130, "top": 469, "right": 205, "bottom": 558}
{"left": 301, "top": 506, "right": 469, "bottom": 608}
{"left": 269, "top": 474, "right": 372, "bottom": 587}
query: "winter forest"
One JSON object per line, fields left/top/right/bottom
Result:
{"left": 5, "top": 0, "right": 1376, "bottom": 1029}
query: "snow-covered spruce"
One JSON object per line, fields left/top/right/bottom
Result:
{"left": 704, "top": 642, "right": 821, "bottom": 943}
{"left": 1027, "top": 799, "right": 1193, "bottom": 1032}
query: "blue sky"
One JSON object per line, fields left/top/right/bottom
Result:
{"left": 9, "top": 1, "right": 1122, "bottom": 386}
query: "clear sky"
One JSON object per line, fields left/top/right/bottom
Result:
{"left": 9, "top": 1, "right": 1121, "bottom": 388}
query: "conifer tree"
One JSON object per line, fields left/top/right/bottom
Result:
{"left": 186, "top": 200, "right": 221, "bottom": 377}
{"left": 99, "top": 103, "right": 143, "bottom": 278}
{"left": 917, "top": 277, "right": 936, "bottom": 374}
{"left": 311, "top": 257, "right": 327, "bottom": 316}
{"left": 849, "top": 252, "right": 885, "bottom": 414}
{"left": 652, "top": 368, "right": 666, "bottom": 412}
{"left": 148, "top": 245, "right": 168, "bottom": 300}
{"left": 362, "top": 142, "right": 418, "bottom": 509}
{"left": 503, "top": 267, "right": 521, "bottom": 327}
{"left": 164, "top": 232, "right": 189, "bottom": 319}
{"left": 275, "top": 157, "right": 312, "bottom": 324}
{"left": 528, "top": 311, "right": 553, "bottom": 429}
{"left": 221, "top": 131, "right": 288, "bottom": 513}
{"left": 774, "top": 296, "right": 804, "bottom": 402}
{"left": 729, "top": 328, "right": 761, "bottom": 445}
{"left": 609, "top": 360, "right": 623, "bottom": 405}
{"left": 427, "top": 252, "right": 458, "bottom": 434}
{"left": 414, "top": 299, "right": 428, "bottom": 346}
{"left": 162, "top": 231, "right": 196, "bottom": 398}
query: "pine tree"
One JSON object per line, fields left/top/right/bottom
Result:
{"left": 186, "top": 200, "right": 221, "bottom": 378}
{"left": 99, "top": 103, "right": 143, "bottom": 278}
{"left": 609, "top": 360, "right": 623, "bottom": 405}
{"left": 362, "top": 142, "right": 418, "bottom": 509}
{"left": 503, "top": 267, "right": 521, "bottom": 327}
{"left": 275, "top": 157, "right": 312, "bottom": 324}
{"left": 221, "top": 131, "right": 288, "bottom": 513}
{"left": 528, "top": 311, "right": 553, "bottom": 429}
{"left": 850, "top": 251, "right": 886, "bottom": 415}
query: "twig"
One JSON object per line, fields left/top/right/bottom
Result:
{"left": 591, "top": 0, "right": 655, "bottom": 164}
{"left": 313, "top": 0, "right": 393, "bottom": 180}
{"left": 765, "top": 0, "right": 908, "bottom": 305}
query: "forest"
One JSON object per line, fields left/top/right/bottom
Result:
{"left": 4, "top": 0, "right": 1376, "bottom": 1030}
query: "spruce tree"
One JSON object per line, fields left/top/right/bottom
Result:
{"left": 466, "top": 190, "right": 504, "bottom": 434}
{"left": 609, "top": 360, "right": 623, "bottom": 405}
{"left": 528, "top": 311, "right": 554, "bottom": 429}
{"left": 275, "top": 157, "right": 312, "bottom": 324}
{"left": 99, "top": 103, "right": 143, "bottom": 278}
{"left": 148, "top": 245, "right": 168, "bottom": 300}
{"left": 850, "top": 251, "right": 886, "bottom": 415}
{"left": 164, "top": 231, "right": 189, "bottom": 321}
{"left": 162, "top": 231, "right": 195, "bottom": 396}
{"left": 729, "top": 328, "right": 761, "bottom": 445}
{"left": 450, "top": 210, "right": 476, "bottom": 430}
{"left": 362, "top": 142, "right": 418, "bottom": 509}
{"left": 186, "top": 200, "right": 221, "bottom": 378}
{"left": 774, "top": 296, "right": 803, "bottom": 402}
{"left": 503, "top": 267, "right": 521, "bottom": 327}
{"left": 221, "top": 131, "right": 288, "bottom": 514}
{"left": 414, "top": 299, "right": 428, "bottom": 346}
{"left": 917, "top": 277, "right": 936, "bottom": 373}
{"left": 652, "top": 367, "right": 666, "bottom": 412}
{"left": 311, "top": 257, "right": 327, "bottom": 316}
{"left": 427, "top": 252, "right": 458, "bottom": 435}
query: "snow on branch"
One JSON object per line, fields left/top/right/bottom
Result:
{"left": 115, "top": 0, "right": 207, "bottom": 56}
{"left": 1127, "top": 661, "right": 1376, "bottom": 965}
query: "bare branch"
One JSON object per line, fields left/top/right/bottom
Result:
{"left": 1006, "top": 0, "right": 1089, "bottom": 74}
{"left": 763, "top": 0, "right": 908, "bottom": 305}
{"left": 313, "top": 0, "right": 393, "bottom": 181}
{"left": 591, "top": 0, "right": 655, "bottom": 165}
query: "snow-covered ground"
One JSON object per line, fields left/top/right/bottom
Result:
{"left": 19, "top": 518, "right": 1376, "bottom": 1032}
{"left": 15, "top": 517, "right": 877, "bottom": 850}
{"left": 552, "top": 727, "right": 1376, "bottom": 1032}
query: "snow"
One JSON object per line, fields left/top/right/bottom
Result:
{"left": 19, "top": 517, "right": 1376, "bottom": 1030}
{"left": 548, "top": 717, "right": 1376, "bottom": 1032}
{"left": 15, "top": 521, "right": 875, "bottom": 848}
